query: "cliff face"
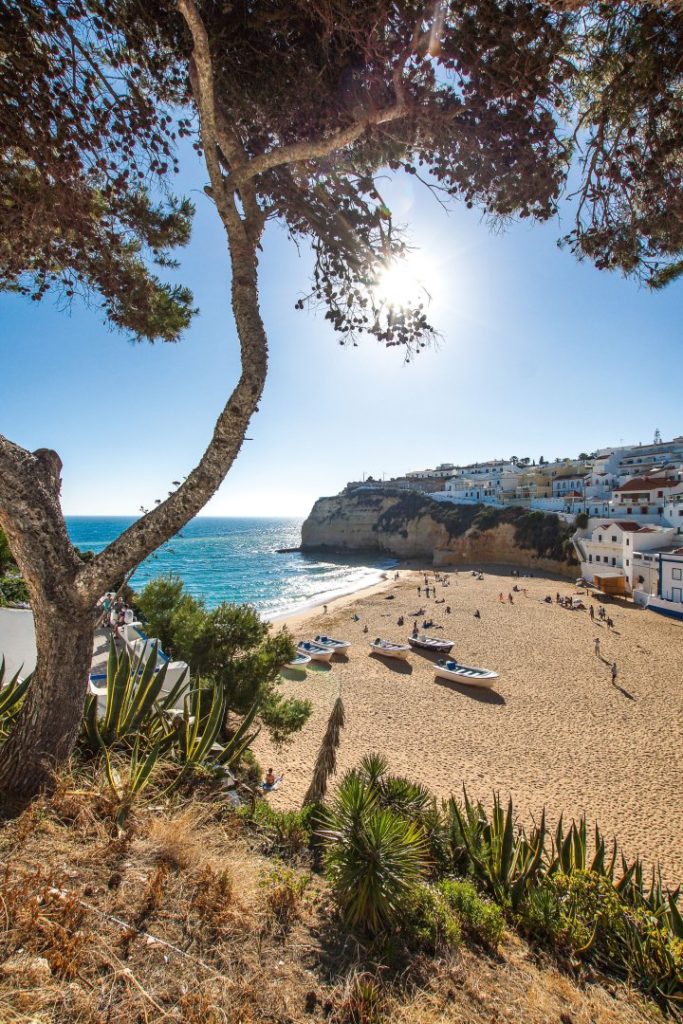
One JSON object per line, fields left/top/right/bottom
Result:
{"left": 301, "top": 490, "right": 577, "bottom": 577}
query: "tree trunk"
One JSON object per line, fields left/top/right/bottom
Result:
{"left": 0, "top": 12, "right": 270, "bottom": 799}
{"left": 0, "top": 590, "right": 93, "bottom": 802}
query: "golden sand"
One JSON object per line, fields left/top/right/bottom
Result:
{"left": 255, "top": 568, "right": 683, "bottom": 885}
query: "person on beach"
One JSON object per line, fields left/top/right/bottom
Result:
{"left": 594, "top": 637, "right": 601, "bottom": 657}
{"left": 323, "top": 604, "right": 328, "bottom": 614}
{"left": 446, "top": 606, "right": 451, "bottom": 614}
{"left": 607, "top": 617, "right": 614, "bottom": 630}
{"left": 499, "top": 592, "right": 504, "bottom": 603}
{"left": 590, "top": 604, "right": 595, "bottom": 621}
{"left": 417, "top": 585, "right": 421, "bottom": 596}
{"left": 264, "top": 767, "right": 276, "bottom": 788}
{"left": 412, "top": 622, "right": 419, "bottom": 638}
{"left": 474, "top": 609, "right": 481, "bottom": 619}
{"left": 508, "top": 593, "right": 514, "bottom": 604}
{"left": 611, "top": 661, "right": 618, "bottom": 684}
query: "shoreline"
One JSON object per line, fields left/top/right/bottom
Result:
{"left": 269, "top": 566, "right": 405, "bottom": 633}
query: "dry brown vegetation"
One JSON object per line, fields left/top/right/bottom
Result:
{"left": 0, "top": 764, "right": 664, "bottom": 1024}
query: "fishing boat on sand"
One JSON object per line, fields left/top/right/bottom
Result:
{"left": 314, "top": 635, "right": 351, "bottom": 654}
{"left": 370, "top": 638, "right": 410, "bottom": 660}
{"left": 286, "top": 652, "right": 311, "bottom": 669}
{"left": 408, "top": 634, "right": 454, "bottom": 654}
{"left": 434, "top": 659, "right": 498, "bottom": 688}
{"left": 297, "top": 640, "right": 334, "bottom": 663}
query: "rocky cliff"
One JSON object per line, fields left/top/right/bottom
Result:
{"left": 301, "top": 489, "right": 577, "bottom": 577}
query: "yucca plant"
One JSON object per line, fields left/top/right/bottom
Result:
{"left": 450, "top": 791, "right": 546, "bottom": 910}
{"left": 0, "top": 656, "right": 32, "bottom": 738}
{"left": 319, "top": 772, "right": 429, "bottom": 934}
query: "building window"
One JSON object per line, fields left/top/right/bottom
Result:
{"left": 611, "top": 536, "right": 617, "bottom": 542}
{"left": 626, "top": 559, "right": 629, "bottom": 566}
{"left": 588, "top": 554, "right": 592, "bottom": 562}
{"left": 641, "top": 507, "right": 648, "bottom": 514}
{"left": 598, "top": 535, "right": 602, "bottom": 542}
{"left": 626, "top": 507, "right": 632, "bottom": 514}
{"left": 612, "top": 557, "right": 616, "bottom": 566}
{"left": 658, "top": 491, "right": 663, "bottom": 498}
{"left": 673, "top": 568, "right": 682, "bottom": 581}
{"left": 658, "top": 508, "right": 663, "bottom": 514}
{"left": 626, "top": 538, "right": 630, "bottom": 546}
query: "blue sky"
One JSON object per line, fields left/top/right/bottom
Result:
{"left": 1, "top": 144, "right": 681, "bottom": 518}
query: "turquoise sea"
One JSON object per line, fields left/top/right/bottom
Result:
{"left": 65, "top": 517, "right": 396, "bottom": 619}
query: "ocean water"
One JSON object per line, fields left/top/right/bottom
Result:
{"left": 65, "top": 517, "right": 396, "bottom": 619}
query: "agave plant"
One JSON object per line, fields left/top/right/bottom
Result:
{"left": 83, "top": 640, "right": 188, "bottom": 750}
{"left": 171, "top": 682, "right": 261, "bottom": 780}
{"left": 450, "top": 791, "right": 546, "bottom": 910}
{"left": 319, "top": 772, "right": 429, "bottom": 934}
{"left": 0, "top": 655, "right": 32, "bottom": 738}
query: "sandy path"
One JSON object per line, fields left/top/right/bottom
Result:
{"left": 255, "top": 567, "right": 683, "bottom": 885}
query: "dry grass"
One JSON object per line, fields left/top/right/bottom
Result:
{"left": 0, "top": 769, "right": 664, "bottom": 1024}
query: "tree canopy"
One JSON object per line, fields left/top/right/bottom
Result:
{"left": 0, "top": 0, "right": 195, "bottom": 340}
{"left": 3, "top": 1, "right": 682, "bottom": 353}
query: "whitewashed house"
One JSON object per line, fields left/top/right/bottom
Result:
{"left": 575, "top": 520, "right": 677, "bottom": 589}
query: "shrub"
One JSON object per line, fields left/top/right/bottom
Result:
{"left": 439, "top": 878, "right": 505, "bottom": 947}
{"left": 520, "top": 871, "right": 683, "bottom": 1012}
{"left": 259, "top": 863, "right": 310, "bottom": 933}
{"left": 247, "top": 801, "right": 316, "bottom": 861}
{"left": 401, "top": 882, "right": 461, "bottom": 953}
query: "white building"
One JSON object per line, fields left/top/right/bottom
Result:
{"left": 552, "top": 474, "right": 585, "bottom": 498}
{"left": 612, "top": 476, "right": 683, "bottom": 520}
{"left": 574, "top": 519, "right": 677, "bottom": 589}
{"left": 632, "top": 546, "right": 683, "bottom": 621}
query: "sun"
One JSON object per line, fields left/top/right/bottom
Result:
{"left": 373, "top": 253, "right": 431, "bottom": 310}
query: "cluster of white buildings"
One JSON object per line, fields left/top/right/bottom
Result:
{"left": 348, "top": 435, "right": 683, "bottom": 619}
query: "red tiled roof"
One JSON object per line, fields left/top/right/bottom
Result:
{"left": 614, "top": 476, "right": 677, "bottom": 492}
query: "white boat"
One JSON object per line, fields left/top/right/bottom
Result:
{"left": 286, "top": 652, "right": 311, "bottom": 669}
{"left": 408, "top": 634, "right": 454, "bottom": 654}
{"left": 434, "top": 659, "right": 498, "bottom": 689}
{"left": 314, "top": 634, "right": 351, "bottom": 654}
{"left": 369, "top": 638, "right": 410, "bottom": 660}
{"left": 297, "top": 641, "right": 334, "bottom": 663}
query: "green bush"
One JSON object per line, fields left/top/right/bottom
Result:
{"left": 247, "top": 801, "right": 316, "bottom": 860}
{"left": 401, "top": 882, "right": 461, "bottom": 953}
{"left": 0, "top": 573, "right": 30, "bottom": 605}
{"left": 439, "top": 879, "right": 505, "bottom": 947}
{"left": 520, "top": 871, "right": 683, "bottom": 1011}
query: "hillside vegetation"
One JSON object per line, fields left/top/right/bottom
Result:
{"left": 370, "top": 491, "right": 578, "bottom": 564}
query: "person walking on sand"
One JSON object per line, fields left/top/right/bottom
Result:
{"left": 508, "top": 593, "right": 514, "bottom": 604}
{"left": 611, "top": 661, "right": 618, "bottom": 684}
{"left": 594, "top": 637, "right": 601, "bottom": 658}
{"left": 499, "top": 592, "right": 504, "bottom": 603}
{"left": 417, "top": 585, "right": 421, "bottom": 596}
{"left": 590, "top": 604, "right": 595, "bottom": 621}
{"left": 323, "top": 604, "right": 328, "bottom": 614}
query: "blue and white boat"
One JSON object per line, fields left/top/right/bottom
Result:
{"left": 297, "top": 640, "right": 334, "bottom": 663}
{"left": 286, "top": 652, "right": 311, "bottom": 669}
{"left": 435, "top": 659, "right": 498, "bottom": 688}
{"left": 314, "top": 635, "right": 351, "bottom": 654}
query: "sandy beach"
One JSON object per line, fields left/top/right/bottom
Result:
{"left": 256, "top": 567, "right": 683, "bottom": 885}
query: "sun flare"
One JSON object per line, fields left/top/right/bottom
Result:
{"left": 373, "top": 253, "right": 432, "bottom": 310}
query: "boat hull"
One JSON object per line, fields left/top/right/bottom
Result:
{"left": 297, "top": 644, "right": 333, "bottom": 663}
{"left": 370, "top": 644, "right": 410, "bottom": 660}
{"left": 287, "top": 654, "right": 311, "bottom": 669}
{"left": 434, "top": 663, "right": 498, "bottom": 688}
{"left": 408, "top": 636, "right": 454, "bottom": 654}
